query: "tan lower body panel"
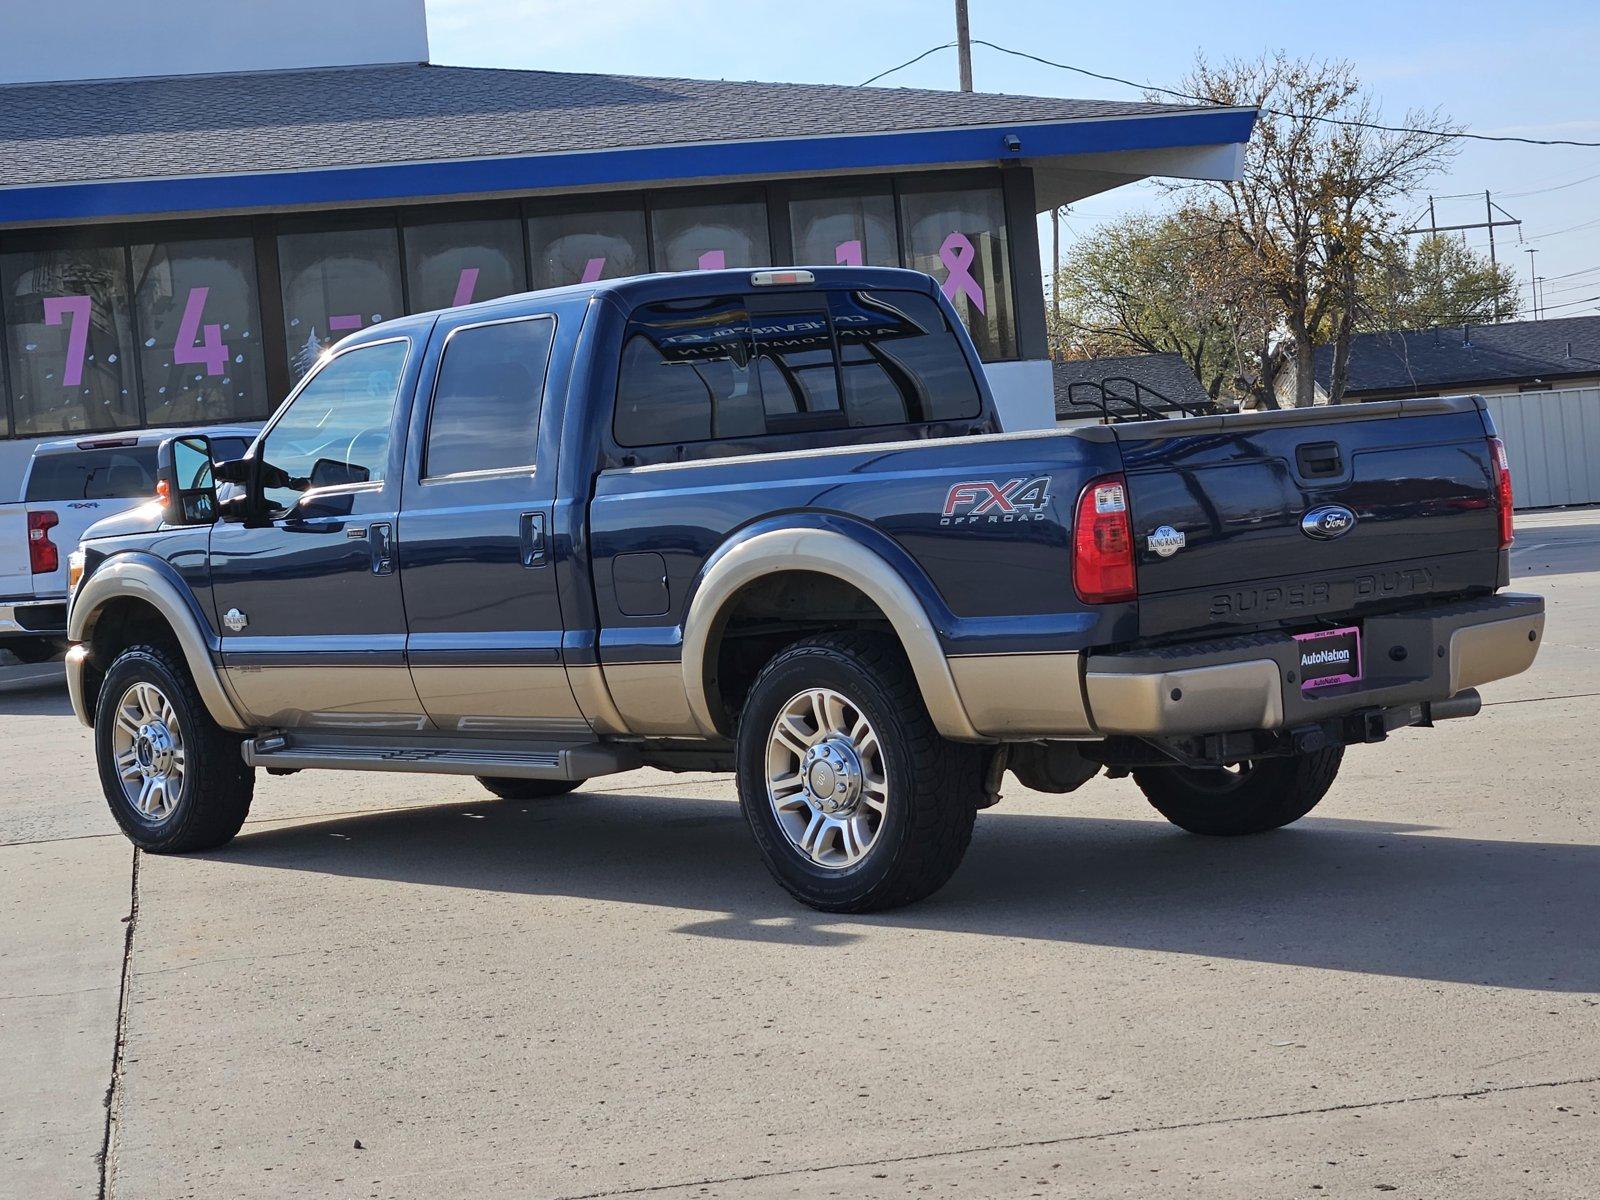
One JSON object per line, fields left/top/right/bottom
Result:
{"left": 1085, "top": 658, "right": 1285, "bottom": 736}
{"left": 1450, "top": 610, "right": 1545, "bottom": 692}
{"left": 603, "top": 660, "right": 701, "bottom": 737}
{"left": 947, "top": 652, "right": 1094, "bottom": 738}
{"left": 225, "top": 665, "right": 429, "bottom": 731}
{"left": 409, "top": 665, "right": 591, "bottom": 734}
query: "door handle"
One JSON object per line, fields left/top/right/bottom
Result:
{"left": 369, "top": 522, "right": 394, "bottom": 575}
{"left": 520, "top": 512, "right": 548, "bottom": 568}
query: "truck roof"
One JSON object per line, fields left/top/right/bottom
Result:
{"left": 404, "top": 265, "right": 943, "bottom": 323}
{"left": 29, "top": 424, "right": 262, "bottom": 458}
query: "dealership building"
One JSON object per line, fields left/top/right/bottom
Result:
{"left": 0, "top": 0, "right": 1255, "bottom": 495}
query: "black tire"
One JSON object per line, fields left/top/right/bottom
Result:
{"left": 94, "top": 642, "right": 254, "bottom": 853}
{"left": 736, "top": 631, "right": 984, "bottom": 913}
{"left": 476, "top": 776, "right": 585, "bottom": 801}
{"left": 1133, "top": 747, "right": 1344, "bottom": 836}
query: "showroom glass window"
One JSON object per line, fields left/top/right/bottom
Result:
{"left": 650, "top": 196, "right": 771, "bottom": 273}
{"left": 1, "top": 243, "right": 139, "bottom": 435}
{"left": 898, "top": 185, "right": 1016, "bottom": 360}
{"left": 403, "top": 216, "right": 526, "bottom": 313}
{"left": 527, "top": 204, "right": 649, "bottom": 290}
{"left": 277, "top": 225, "right": 404, "bottom": 380}
{"left": 130, "top": 235, "right": 270, "bottom": 426}
{"left": 789, "top": 190, "right": 899, "bottom": 269}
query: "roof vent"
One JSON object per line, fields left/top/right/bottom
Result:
{"left": 1567, "top": 341, "right": 1573, "bottom": 359}
{"left": 1462, "top": 323, "right": 1472, "bottom": 347}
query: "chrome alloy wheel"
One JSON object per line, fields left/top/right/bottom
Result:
{"left": 765, "top": 687, "right": 889, "bottom": 870}
{"left": 110, "top": 681, "right": 186, "bottom": 823}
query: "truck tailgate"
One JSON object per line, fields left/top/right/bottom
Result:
{"left": 0, "top": 505, "right": 33, "bottom": 599}
{"left": 1119, "top": 397, "right": 1503, "bottom": 639}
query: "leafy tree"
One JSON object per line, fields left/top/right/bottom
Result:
{"left": 1360, "top": 234, "right": 1518, "bottom": 333}
{"left": 1049, "top": 205, "right": 1270, "bottom": 403}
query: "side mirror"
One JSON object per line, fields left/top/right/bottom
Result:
{"left": 156, "top": 435, "right": 219, "bottom": 526}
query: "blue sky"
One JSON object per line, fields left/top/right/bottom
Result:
{"left": 428, "top": 0, "right": 1600, "bottom": 320}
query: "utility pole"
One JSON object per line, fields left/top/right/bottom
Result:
{"left": 1051, "top": 205, "right": 1061, "bottom": 336}
{"left": 955, "top": 0, "right": 973, "bottom": 92}
{"left": 1403, "top": 192, "right": 1522, "bottom": 321}
{"left": 1525, "top": 247, "right": 1539, "bottom": 320}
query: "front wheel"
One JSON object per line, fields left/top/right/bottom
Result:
{"left": 736, "top": 631, "right": 985, "bottom": 913}
{"left": 95, "top": 643, "right": 254, "bottom": 852}
{"left": 1133, "top": 747, "right": 1344, "bottom": 836}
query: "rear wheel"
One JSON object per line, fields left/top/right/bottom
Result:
{"left": 736, "top": 631, "right": 984, "bottom": 912}
{"left": 1133, "top": 747, "right": 1344, "bottom": 836}
{"left": 95, "top": 643, "right": 254, "bottom": 852}
{"left": 476, "top": 777, "right": 585, "bottom": 801}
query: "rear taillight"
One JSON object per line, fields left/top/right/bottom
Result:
{"left": 28, "top": 509, "right": 59, "bottom": 574}
{"left": 1488, "top": 436, "right": 1514, "bottom": 549}
{"left": 1073, "top": 474, "right": 1137, "bottom": 604}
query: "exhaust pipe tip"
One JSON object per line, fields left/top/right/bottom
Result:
{"left": 1425, "top": 688, "right": 1482, "bottom": 724}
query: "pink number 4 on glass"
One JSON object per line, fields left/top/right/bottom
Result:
{"left": 173, "top": 287, "right": 229, "bottom": 376}
{"left": 43, "top": 295, "right": 92, "bottom": 388}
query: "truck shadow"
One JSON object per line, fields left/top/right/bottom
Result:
{"left": 208, "top": 789, "right": 1600, "bottom": 993}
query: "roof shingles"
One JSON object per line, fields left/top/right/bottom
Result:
{"left": 0, "top": 63, "right": 1197, "bottom": 188}
{"left": 1316, "top": 316, "right": 1600, "bottom": 396}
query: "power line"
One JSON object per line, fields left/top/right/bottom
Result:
{"left": 861, "top": 39, "right": 1600, "bottom": 149}
{"left": 859, "top": 42, "right": 955, "bottom": 87}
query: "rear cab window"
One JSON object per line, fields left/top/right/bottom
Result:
{"left": 26, "top": 447, "right": 158, "bottom": 502}
{"left": 613, "top": 287, "right": 984, "bottom": 458}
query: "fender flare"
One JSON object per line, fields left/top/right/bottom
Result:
{"left": 679, "top": 526, "right": 985, "bottom": 742}
{"left": 69, "top": 554, "right": 250, "bottom": 732}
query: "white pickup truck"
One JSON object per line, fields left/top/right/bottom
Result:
{"left": 0, "top": 427, "right": 257, "bottom": 661}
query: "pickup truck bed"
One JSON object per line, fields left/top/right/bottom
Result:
{"left": 62, "top": 266, "right": 1543, "bottom": 911}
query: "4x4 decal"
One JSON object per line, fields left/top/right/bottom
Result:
{"left": 940, "top": 477, "right": 1052, "bottom": 525}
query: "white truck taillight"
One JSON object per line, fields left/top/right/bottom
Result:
{"left": 1072, "top": 475, "right": 1136, "bottom": 604}
{"left": 28, "top": 509, "right": 59, "bottom": 575}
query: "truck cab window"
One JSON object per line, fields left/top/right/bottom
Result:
{"left": 615, "top": 297, "right": 762, "bottom": 446}
{"left": 750, "top": 310, "right": 844, "bottom": 434}
{"left": 425, "top": 317, "right": 554, "bottom": 477}
{"left": 258, "top": 338, "right": 407, "bottom": 511}
{"left": 829, "top": 290, "right": 982, "bottom": 426}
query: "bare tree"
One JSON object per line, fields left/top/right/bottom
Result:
{"left": 1176, "top": 54, "right": 1462, "bottom": 406}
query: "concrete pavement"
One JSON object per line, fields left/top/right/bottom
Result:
{"left": 2, "top": 510, "right": 1596, "bottom": 1199}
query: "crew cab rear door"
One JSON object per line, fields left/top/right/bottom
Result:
{"left": 1118, "top": 398, "right": 1504, "bottom": 638}
{"left": 395, "top": 308, "right": 587, "bottom": 734}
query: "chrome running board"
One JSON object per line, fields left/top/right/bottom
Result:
{"left": 243, "top": 733, "right": 637, "bottom": 780}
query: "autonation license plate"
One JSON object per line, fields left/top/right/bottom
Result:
{"left": 1294, "top": 625, "right": 1362, "bottom": 692}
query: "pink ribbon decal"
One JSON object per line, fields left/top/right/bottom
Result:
{"left": 451, "top": 267, "right": 479, "bottom": 308}
{"left": 835, "top": 239, "right": 864, "bottom": 266}
{"left": 328, "top": 314, "right": 364, "bottom": 332}
{"left": 697, "top": 250, "right": 726, "bottom": 271}
{"left": 580, "top": 257, "right": 606, "bottom": 283}
{"left": 938, "top": 232, "right": 986, "bottom": 315}
{"left": 44, "top": 295, "right": 92, "bottom": 387}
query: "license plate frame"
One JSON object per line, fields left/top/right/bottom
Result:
{"left": 1294, "top": 625, "right": 1363, "bottom": 693}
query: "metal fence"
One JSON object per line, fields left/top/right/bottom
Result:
{"left": 1480, "top": 388, "right": 1600, "bottom": 510}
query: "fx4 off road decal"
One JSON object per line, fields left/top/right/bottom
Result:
{"left": 940, "top": 477, "right": 1052, "bottom": 525}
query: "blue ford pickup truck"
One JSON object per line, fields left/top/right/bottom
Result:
{"left": 65, "top": 267, "right": 1544, "bottom": 911}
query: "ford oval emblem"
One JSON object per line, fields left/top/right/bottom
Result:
{"left": 1301, "top": 504, "right": 1357, "bottom": 540}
